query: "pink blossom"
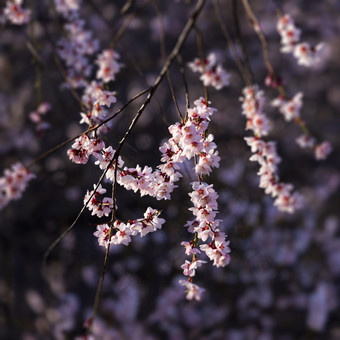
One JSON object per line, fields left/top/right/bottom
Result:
{"left": 315, "top": 141, "right": 332, "bottom": 160}
{"left": 96, "top": 49, "right": 122, "bottom": 83}
{"left": 0, "top": 162, "right": 35, "bottom": 209}
{"left": 188, "top": 53, "right": 230, "bottom": 90}
{"left": 93, "top": 224, "right": 111, "bottom": 248}
{"left": 296, "top": 134, "right": 316, "bottom": 149}
{"left": 179, "top": 280, "right": 205, "bottom": 301}
{"left": 4, "top": 0, "right": 31, "bottom": 25}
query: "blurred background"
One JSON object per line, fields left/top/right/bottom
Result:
{"left": 0, "top": 0, "right": 340, "bottom": 339}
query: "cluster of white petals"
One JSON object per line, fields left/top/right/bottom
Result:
{"left": 93, "top": 207, "right": 165, "bottom": 247}
{"left": 3, "top": 0, "right": 31, "bottom": 25}
{"left": 186, "top": 182, "right": 231, "bottom": 267}
{"left": 80, "top": 81, "right": 117, "bottom": 129}
{"left": 96, "top": 49, "right": 123, "bottom": 83}
{"left": 65, "top": 68, "right": 227, "bottom": 298}
{"left": 67, "top": 98, "right": 228, "bottom": 300}
{"left": 277, "top": 14, "right": 325, "bottom": 67}
{"left": 315, "top": 141, "right": 332, "bottom": 160}
{"left": 245, "top": 136, "right": 303, "bottom": 213}
{"left": 54, "top": 0, "right": 121, "bottom": 135}
{"left": 188, "top": 53, "right": 230, "bottom": 90}
{"left": 166, "top": 97, "right": 221, "bottom": 175}
{"left": 240, "top": 86, "right": 271, "bottom": 137}
{"left": 271, "top": 92, "right": 303, "bottom": 122}
{"left": 0, "top": 162, "right": 35, "bottom": 209}
{"left": 67, "top": 134, "right": 104, "bottom": 164}
{"left": 55, "top": 0, "right": 99, "bottom": 88}
{"left": 178, "top": 280, "right": 205, "bottom": 301}
{"left": 84, "top": 184, "right": 113, "bottom": 218}
{"left": 172, "top": 99, "right": 230, "bottom": 300}
{"left": 295, "top": 134, "right": 316, "bottom": 149}
{"left": 241, "top": 86, "right": 303, "bottom": 213}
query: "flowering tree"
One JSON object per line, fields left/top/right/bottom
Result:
{"left": 1, "top": 0, "right": 339, "bottom": 339}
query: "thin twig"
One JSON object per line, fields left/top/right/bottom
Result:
{"left": 177, "top": 54, "right": 190, "bottom": 111}
{"left": 231, "top": 0, "right": 255, "bottom": 85}
{"left": 110, "top": 0, "right": 151, "bottom": 49}
{"left": 242, "top": 0, "right": 274, "bottom": 75}
{"left": 152, "top": 0, "right": 183, "bottom": 119}
{"left": 212, "top": 0, "right": 252, "bottom": 87}
{"left": 194, "top": 26, "right": 209, "bottom": 101}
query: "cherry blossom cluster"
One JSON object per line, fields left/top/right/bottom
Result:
{"left": 75, "top": 50, "right": 120, "bottom": 132}
{"left": 114, "top": 98, "right": 221, "bottom": 203}
{"left": 55, "top": 0, "right": 99, "bottom": 89}
{"left": 240, "top": 85, "right": 271, "bottom": 137}
{"left": 55, "top": 2, "right": 123, "bottom": 133}
{"left": 67, "top": 133, "right": 105, "bottom": 164}
{"left": 93, "top": 207, "right": 165, "bottom": 248}
{"left": 80, "top": 81, "right": 117, "bottom": 129}
{"left": 164, "top": 99, "right": 229, "bottom": 300}
{"left": 241, "top": 86, "right": 303, "bottom": 213}
{"left": 96, "top": 49, "right": 123, "bottom": 83}
{"left": 165, "top": 97, "right": 221, "bottom": 174}
{"left": 29, "top": 102, "right": 51, "bottom": 135}
{"left": 67, "top": 130, "right": 180, "bottom": 201}
{"left": 83, "top": 184, "right": 113, "bottom": 218}
{"left": 188, "top": 53, "right": 230, "bottom": 90}
{"left": 277, "top": 13, "right": 325, "bottom": 67}
{"left": 179, "top": 181, "right": 230, "bottom": 301}
{"left": 66, "top": 97, "right": 229, "bottom": 300}
{"left": 1, "top": 0, "right": 31, "bottom": 25}
{"left": 73, "top": 98, "right": 221, "bottom": 205}
{"left": 0, "top": 162, "right": 35, "bottom": 209}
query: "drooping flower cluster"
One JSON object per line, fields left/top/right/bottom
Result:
{"left": 164, "top": 99, "right": 229, "bottom": 300}
{"left": 188, "top": 53, "right": 230, "bottom": 90}
{"left": 93, "top": 207, "right": 165, "bottom": 248}
{"left": 29, "top": 102, "right": 51, "bottom": 135}
{"left": 277, "top": 14, "right": 325, "bottom": 67}
{"left": 189, "top": 182, "right": 230, "bottom": 262}
{"left": 180, "top": 181, "right": 230, "bottom": 301}
{"left": 241, "top": 86, "right": 303, "bottom": 213}
{"left": 66, "top": 97, "right": 229, "bottom": 300}
{"left": 240, "top": 86, "right": 271, "bottom": 137}
{"left": 54, "top": 0, "right": 121, "bottom": 132}
{"left": 55, "top": 0, "right": 99, "bottom": 88}
{"left": 0, "top": 162, "right": 35, "bottom": 209}
{"left": 3, "top": 0, "right": 31, "bottom": 25}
